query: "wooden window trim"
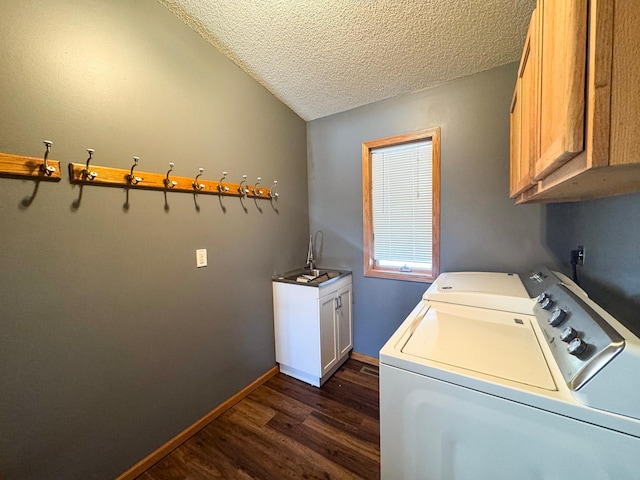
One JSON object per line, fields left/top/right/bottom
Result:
{"left": 362, "top": 127, "right": 441, "bottom": 283}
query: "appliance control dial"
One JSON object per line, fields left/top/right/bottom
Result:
{"left": 548, "top": 308, "right": 567, "bottom": 327}
{"left": 540, "top": 297, "right": 553, "bottom": 310}
{"left": 560, "top": 326, "right": 578, "bottom": 343}
{"left": 536, "top": 293, "right": 548, "bottom": 303}
{"left": 568, "top": 337, "right": 588, "bottom": 357}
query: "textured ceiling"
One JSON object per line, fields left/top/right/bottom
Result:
{"left": 159, "top": 0, "right": 536, "bottom": 121}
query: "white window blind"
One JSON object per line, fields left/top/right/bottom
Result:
{"left": 371, "top": 140, "right": 433, "bottom": 269}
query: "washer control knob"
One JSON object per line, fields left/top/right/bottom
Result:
{"left": 540, "top": 296, "right": 553, "bottom": 310}
{"left": 568, "top": 337, "right": 588, "bottom": 357}
{"left": 548, "top": 308, "right": 567, "bottom": 327}
{"left": 560, "top": 326, "right": 578, "bottom": 343}
{"left": 536, "top": 293, "right": 548, "bottom": 303}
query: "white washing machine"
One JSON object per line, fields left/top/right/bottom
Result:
{"left": 380, "top": 267, "right": 640, "bottom": 479}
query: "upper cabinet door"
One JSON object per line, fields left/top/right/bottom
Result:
{"left": 535, "top": 0, "right": 588, "bottom": 180}
{"left": 510, "top": 9, "right": 538, "bottom": 198}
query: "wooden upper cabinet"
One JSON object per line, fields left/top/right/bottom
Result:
{"left": 512, "top": 0, "right": 640, "bottom": 203}
{"left": 510, "top": 9, "right": 537, "bottom": 198}
{"left": 535, "top": 0, "right": 588, "bottom": 180}
{"left": 609, "top": 2, "right": 640, "bottom": 167}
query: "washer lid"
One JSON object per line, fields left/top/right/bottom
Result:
{"left": 424, "top": 272, "right": 534, "bottom": 314}
{"left": 401, "top": 303, "right": 556, "bottom": 390}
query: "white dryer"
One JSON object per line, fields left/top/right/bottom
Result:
{"left": 380, "top": 267, "right": 640, "bottom": 479}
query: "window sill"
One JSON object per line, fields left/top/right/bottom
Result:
{"left": 364, "top": 266, "right": 436, "bottom": 283}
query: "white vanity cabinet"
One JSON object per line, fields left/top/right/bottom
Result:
{"left": 273, "top": 273, "right": 353, "bottom": 387}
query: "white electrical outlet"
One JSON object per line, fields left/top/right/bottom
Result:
{"left": 196, "top": 249, "right": 207, "bottom": 268}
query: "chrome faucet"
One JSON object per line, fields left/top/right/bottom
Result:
{"left": 305, "top": 235, "right": 315, "bottom": 270}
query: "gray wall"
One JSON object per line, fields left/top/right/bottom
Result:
{"left": 0, "top": 1, "right": 307, "bottom": 479}
{"left": 307, "top": 63, "right": 556, "bottom": 358}
{"left": 546, "top": 195, "right": 640, "bottom": 336}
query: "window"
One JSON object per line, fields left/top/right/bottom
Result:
{"left": 362, "top": 128, "right": 440, "bottom": 283}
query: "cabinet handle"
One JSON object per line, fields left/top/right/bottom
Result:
{"left": 336, "top": 296, "right": 342, "bottom": 309}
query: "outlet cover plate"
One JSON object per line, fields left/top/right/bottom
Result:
{"left": 196, "top": 249, "right": 207, "bottom": 268}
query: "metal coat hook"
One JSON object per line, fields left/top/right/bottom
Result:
{"left": 83, "top": 149, "right": 98, "bottom": 180}
{"left": 164, "top": 162, "right": 177, "bottom": 188}
{"left": 253, "top": 177, "right": 263, "bottom": 196}
{"left": 217, "top": 171, "right": 229, "bottom": 193}
{"left": 269, "top": 180, "right": 279, "bottom": 199}
{"left": 192, "top": 167, "right": 205, "bottom": 191}
{"left": 127, "top": 156, "right": 143, "bottom": 185}
{"left": 40, "top": 140, "right": 56, "bottom": 175}
{"left": 238, "top": 174, "right": 248, "bottom": 197}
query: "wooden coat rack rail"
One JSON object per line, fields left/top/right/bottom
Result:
{"left": 0, "top": 144, "right": 279, "bottom": 199}
{"left": 0, "top": 152, "right": 62, "bottom": 181}
{"left": 68, "top": 162, "right": 278, "bottom": 200}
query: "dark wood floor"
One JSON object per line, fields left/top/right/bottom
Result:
{"left": 137, "top": 359, "right": 380, "bottom": 480}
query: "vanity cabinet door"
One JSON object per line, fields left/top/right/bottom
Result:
{"left": 319, "top": 292, "right": 338, "bottom": 376}
{"left": 336, "top": 285, "right": 353, "bottom": 358}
